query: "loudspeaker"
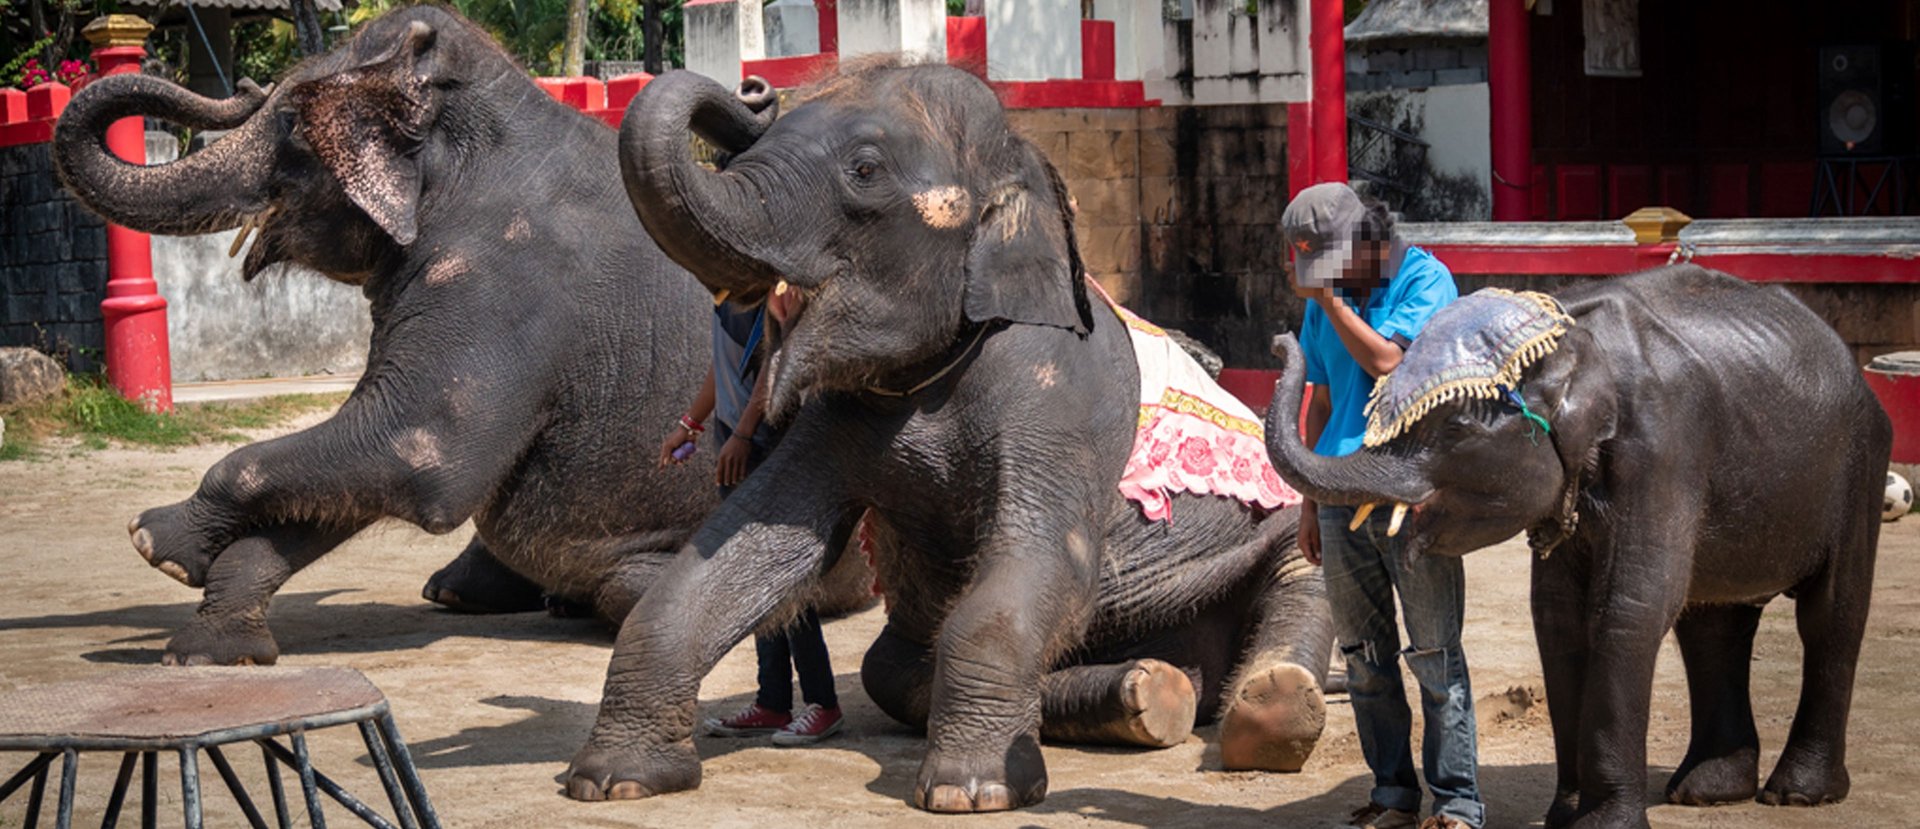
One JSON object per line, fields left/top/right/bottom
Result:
{"left": 1819, "top": 43, "right": 1917, "bottom": 156}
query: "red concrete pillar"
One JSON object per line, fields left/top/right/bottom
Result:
{"left": 85, "top": 14, "right": 171, "bottom": 411}
{"left": 816, "top": 0, "right": 838, "bottom": 53}
{"left": 1488, "top": 0, "right": 1532, "bottom": 221}
{"left": 1287, "top": 102, "right": 1314, "bottom": 198}
{"left": 1309, "top": 0, "right": 1346, "bottom": 185}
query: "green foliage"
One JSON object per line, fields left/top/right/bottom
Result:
{"left": 234, "top": 18, "right": 299, "bottom": 84}
{"left": 0, "top": 376, "right": 348, "bottom": 462}
{"left": 347, "top": 0, "right": 681, "bottom": 76}
{"left": 1, "top": 31, "right": 52, "bottom": 85}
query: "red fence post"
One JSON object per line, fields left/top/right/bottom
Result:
{"left": 1488, "top": 0, "right": 1532, "bottom": 221}
{"left": 1309, "top": 0, "right": 1346, "bottom": 185}
{"left": 85, "top": 14, "right": 171, "bottom": 411}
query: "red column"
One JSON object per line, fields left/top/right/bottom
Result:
{"left": 85, "top": 15, "right": 171, "bottom": 411}
{"left": 816, "top": 0, "right": 838, "bottom": 54}
{"left": 1287, "top": 102, "right": 1314, "bottom": 198}
{"left": 1309, "top": 0, "right": 1346, "bottom": 185}
{"left": 1488, "top": 0, "right": 1532, "bottom": 221}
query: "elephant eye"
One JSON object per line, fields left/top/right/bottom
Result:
{"left": 851, "top": 160, "right": 877, "bottom": 180}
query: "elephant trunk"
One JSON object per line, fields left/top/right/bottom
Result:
{"left": 1264, "top": 335, "right": 1434, "bottom": 508}
{"left": 619, "top": 71, "right": 789, "bottom": 301}
{"left": 53, "top": 74, "right": 277, "bottom": 236}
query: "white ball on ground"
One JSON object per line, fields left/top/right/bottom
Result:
{"left": 1886, "top": 472, "right": 1914, "bottom": 522}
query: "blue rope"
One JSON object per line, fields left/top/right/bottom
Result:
{"left": 1502, "top": 385, "right": 1551, "bottom": 445}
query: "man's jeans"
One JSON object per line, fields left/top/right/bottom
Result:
{"left": 1319, "top": 504, "right": 1484, "bottom": 828}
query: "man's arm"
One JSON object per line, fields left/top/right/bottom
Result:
{"left": 1306, "top": 289, "right": 1404, "bottom": 377}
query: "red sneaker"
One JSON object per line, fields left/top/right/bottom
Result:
{"left": 702, "top": 703, "right": 791, "bottom": 737}
{"left": 771, "top": 704, "right": 844, "bottom": 746}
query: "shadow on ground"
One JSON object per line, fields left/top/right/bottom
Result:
{"left": 0, "top": 590, "right": 610, "bottom": 665}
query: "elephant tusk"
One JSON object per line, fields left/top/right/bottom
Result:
{"left": 1387, "top": 502, "right": 1409, "bottom": 537}
{"left": 711, "top": 288, "right": 731, "bottom": 306}
{"left": 1348, "top": 502, "right": 1377, "bottom": 532}
{"left": 775, "top": 279, "right": 790, "bottom": 297}
{"left": 228, "top": 213, "right": 258, "bottom": 258}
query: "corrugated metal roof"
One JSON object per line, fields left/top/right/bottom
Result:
{"left": 1346, "top": 0, "right": 1486, "bottom": 42}
{"left": 126, "top": 0, "right": 344, "bottom": 12}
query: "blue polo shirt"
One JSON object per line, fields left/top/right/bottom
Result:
{"left": 1300, "top": 245, "right": 1457, "bottom": 457}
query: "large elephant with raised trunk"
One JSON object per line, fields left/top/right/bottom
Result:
{"left": 559, "top": 60, "right": 1335, "bottom": 814}
{"left": 1264, "top": 266, "right": 1887, "bottom": 829}
{"left": 51, "top": 6, "right": 872, "bottom": 665}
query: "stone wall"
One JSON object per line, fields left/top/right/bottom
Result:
{"left": 0, "top": 142, "right": 108, "bottom": 374}
{"left": 1009, "top": 103, "right": 1301, "bottom": 370}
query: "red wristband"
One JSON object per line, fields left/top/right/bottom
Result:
{"left": 678, "top": 415, "right": 704, "bottom": 434}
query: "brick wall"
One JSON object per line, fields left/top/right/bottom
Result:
{"left": 1009, "top": 103, "right": 1302, "bottom": 369}
{"left": 0, "top": 142, "right": 107, "bottom": 373}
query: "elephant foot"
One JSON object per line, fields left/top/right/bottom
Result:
{"left": 129, "top": 504, "right": 218, "bottom": 588}
{"left": 563, "top": 738, "right": 701, "bottom": 801}
{"left": 912, "top": 740, "right": 1047, "bottom": 813}
{"left": 1115, "top": 659, "right": 1197, "bottom": 748}
{"left": 422, "top": 547, "right": 546, "bottom": 614}
{"left": 1759, "top": 751, "right": 1850, "bottom": 806}
{"left": 1561, "top": 806, "right": 1652, "bottom": 829}
{"left": 1543, "top": 790, "right": 1580, "bottom": 829}
{"left": 1218, "top": 661, "right": 1326, "bottom": 772}
{"left": 163, "top": 615, "right": 279, "bottom": 666}
{"left": 1666, "top": 745, "right": 1758, "bottom": 805}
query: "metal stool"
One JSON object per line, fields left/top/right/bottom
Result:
{"left": 0, "top": 667, "right": 441, "bottom": 829}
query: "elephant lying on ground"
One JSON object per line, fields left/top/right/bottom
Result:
{"left": 1264, "top": 266, "right": 1887, "bottom": 829}
{"left": 560, "top": 60, "right": 1335, "bottom": 813}
{"left": 52, "top": 6, "right": 871, "bottom": 665}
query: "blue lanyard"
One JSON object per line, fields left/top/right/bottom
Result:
{"left": 736, "top": 306, "right": 766, "bottom": 379}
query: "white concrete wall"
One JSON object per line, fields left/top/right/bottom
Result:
{"left": 685, "top": 0, "right": 765, "bottom": 89}
{"left": 1148, "top": 0, "right": 1312, "bottom": 105}
{"left": 765, "top": 0, "right": 821, "bottom": 58}
{"left": 985, "top": 0, "right": 1081, "bottom": 81}
{"left": 1094, "top": 0, "right": 1163, "bottom": 81}
{"left": 1422, "top": 82, "right": 1492, "bottom": 191}
{"left": 146, "top": 134, "right": 371, "bottom": 382}
{"left": 838, "top": 0, "right": 947, "bottom": 62}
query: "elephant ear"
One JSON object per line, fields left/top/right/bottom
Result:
{"left": 293, "top": 20, "right": 442, "bottom": 245}
{"left": 1528, "top": 328, "right": 1617, "bottom": 478}
{"left": 963, "top": 145, "right": 1093, "bottom": 334}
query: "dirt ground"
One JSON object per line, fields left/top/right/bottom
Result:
{"left": 2, "top": 411, "right": 1917, "bottom": 828}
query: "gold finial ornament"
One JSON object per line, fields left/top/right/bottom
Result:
{"left": 1621, "top": 206, "right": 1693, "bottom": 245}
{"left": 83, "top": 15, "right": 155, "bottom": 49}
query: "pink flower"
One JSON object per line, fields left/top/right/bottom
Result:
{"left": 1177, "top": 437, "right": 1214, "bottom": 477}
{"left": 1261, "top": 464, "right": 1285, "bottom": 495}
{"left": 1145, "top": 436, "right": 1173, "bottom": 468}
{"left": 1231, "top": 455, "right": 1255, "bottom": 483}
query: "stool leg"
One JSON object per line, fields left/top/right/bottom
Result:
{"left": 375, "top": 714, "right": 439, "bottom": 829}
{"left": 178, "top": 748, "right": 203, "bottom": 829}
{"left": 101, "top": 752, "right": 138, "bottom": 829}
{"left": 0, "top": 752, "right": 56, "bottom": 803}
{"left": 260, "top": 743, "right": 293, "bottom": 829}
{"left": 205, "top": 746, "right": 270, "bottom": 829}
{"left": 55, "top": 750, "right": 77, "bottom": 829}
{"left": 290, "top": 733, "right": 328, "bottom": 829}
{"left": 358, "top": 721, "right": 418, "bottom": 829}
{"left": 25, "top": 752, "right": 51, "bottom": 829}
{"left": 140, "top": 752, "right": 156, "bottom": 829}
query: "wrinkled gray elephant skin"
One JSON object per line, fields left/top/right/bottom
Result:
{"left": 52, "top": 6, "right": 873, "bottom": 666}
{"left": 559, "top": 61, "right": 1337, "bottom": 813}
{"left": 1265, "top": 266, "right": 1889, "bottom": 829}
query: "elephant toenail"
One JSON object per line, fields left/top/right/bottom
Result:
{"left": 156, "top": 560, "right": 191, "bottom": 584}
{"left": 132, "top": 529, "right": 153, "bottom": 561}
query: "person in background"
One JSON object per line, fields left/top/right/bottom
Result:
{"left": 1284, "top": 183, "right": 1476, "bottom": 829}
{"left": 661, "top": 286, "right": 843, "bottom": 746}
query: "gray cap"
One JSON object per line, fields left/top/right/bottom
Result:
{"left": 1282, "top": 183, "right": 1370, "bottom": 287}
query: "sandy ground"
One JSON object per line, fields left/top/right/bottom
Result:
{"left": 1, "top": 411, "right": 1917, "bottom": 828}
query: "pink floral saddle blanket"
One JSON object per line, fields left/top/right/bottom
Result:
{"left": 1093, "top": 283, "right": 1301, "bottom": 522}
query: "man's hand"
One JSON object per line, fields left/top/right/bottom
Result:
{"left": 1293, "top": 283, "right": 1337, "bottom": 303}
{"left": 716, "top": 434, "right": 752, "bottom": 487}
{"left": 659, "top": 426, "right": 696, "bottom": 467}
{"left": 1299, "top": 501, "right": 1322, "bottom": 566}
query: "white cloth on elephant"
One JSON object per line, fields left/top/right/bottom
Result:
{"left": 1093, "top": 281, "right": 1301, "bottom": 522}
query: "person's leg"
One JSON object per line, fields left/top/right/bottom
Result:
{"left": 755, "top": 631, "right": 797, "bottom": 712}
{"left": 788, "top": 607, "right": 840, "bottom": 709}
{"left": 1387, "top": 528, "right": 1483, "bottom": 828}
{"left": 1320, "top": 505, "right": 1420, "bottom": 816}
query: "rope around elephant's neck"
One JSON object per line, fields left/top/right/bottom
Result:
{"left": 866, "top": 325, "right": 993, "bottom": 398}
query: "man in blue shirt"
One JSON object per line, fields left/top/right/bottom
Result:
{"left": 1285, "top": 183, "right": 1478, "bottom": 829}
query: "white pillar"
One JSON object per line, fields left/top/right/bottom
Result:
{"left": 985, "top": 0, "right": 1081, "bottom": 81}
{"left": 1094, "top": 0, "right": 1162, "bottom": 81}
{"left": 838, "top": 0, "right": 947, "bottom": 63}
{"left": 684, "top": 0, "right": 765, "bottom": 89}
{"left": 1256, "top": 0, "right": 1308, "bottom": 76}
{"left": 1192, "top": 0, "right": 1256, "bottom": 79}
{"left": 765, "top": 0, "right": 821, "bottom": 57}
